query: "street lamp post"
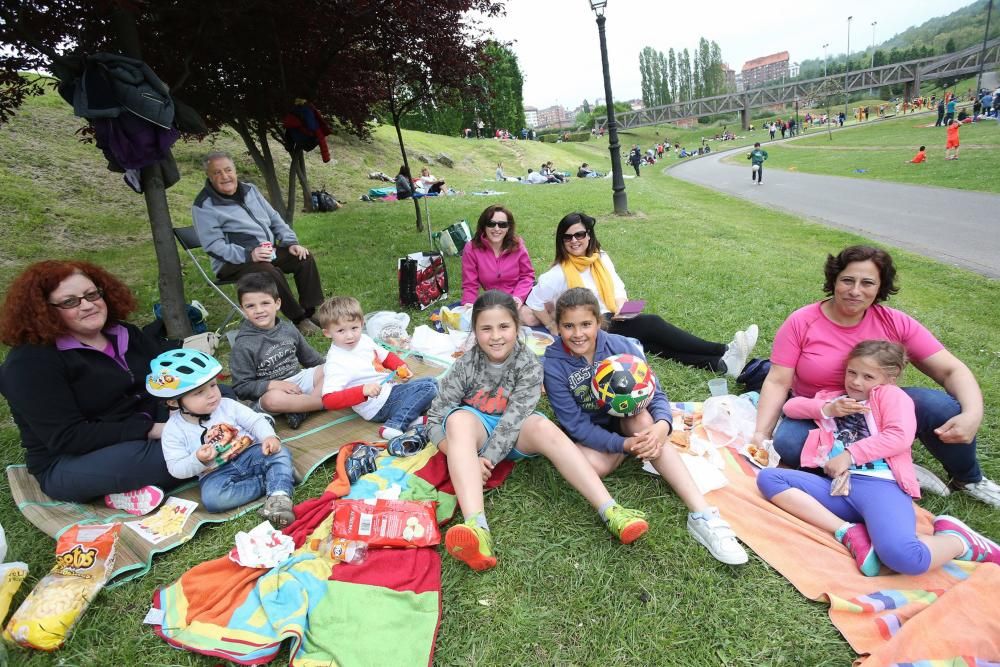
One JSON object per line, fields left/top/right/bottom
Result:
{"left": 870, "top": 20, "right": 877, "bottom": 96}
{"left": 823, "top": 42, "right": 829, "bottom": 77}
{"left": 845, "top": 16, "right": 853, "bottom": 122}
{"left": 589, "top": 0, "right": 628, "bottom": 215}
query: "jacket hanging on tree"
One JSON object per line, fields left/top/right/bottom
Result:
{"left": 282, "top": 102, "right": 332, "bottom": 162}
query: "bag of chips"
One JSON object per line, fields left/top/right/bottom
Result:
{"left": 4, "top": 523, "right": 121, "bottom": 651}
{"left": 331, "top": 499, "right": 439, "bottom": 548}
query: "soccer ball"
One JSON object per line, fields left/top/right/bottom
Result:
{"left": 591, "top": 354, "right": 656, "bottom": 417}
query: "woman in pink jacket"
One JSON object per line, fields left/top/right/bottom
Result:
{"left": 757, "top": 340, "right": 1000, "bottom": 576}
{"left": 461, "top": 205, "right": 540, "bottom": 326}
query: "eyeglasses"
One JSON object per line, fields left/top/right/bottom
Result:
{"left": 562, "top": 231, "right": 589, "bottom": 242}
{"left": 485, "top": 220, "right": 510, "bottom": 229}
{"left": 49, "top": 288, "right": 105, "bottom": 310}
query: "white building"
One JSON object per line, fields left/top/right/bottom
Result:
{"left": 524, "top": 106, "right": 538, "bottom": 128}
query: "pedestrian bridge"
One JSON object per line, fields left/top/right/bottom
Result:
{"left": 600, "top": 37, "right": 1000, "bottom": 130}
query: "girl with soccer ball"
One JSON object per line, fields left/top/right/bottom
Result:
{"left": 542, "top": 287, "right": 749, "bottom": 565}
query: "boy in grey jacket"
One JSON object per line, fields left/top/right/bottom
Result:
{"left": 230, "top": 274, "right": 325, "bottom": 429}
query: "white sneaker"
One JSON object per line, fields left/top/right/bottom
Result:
{"left": 687, "top": 507, "right": 748, "bottom": 565}
{"left": 913, "top": 464, "right": 951, "bottom": 496}
{"left": 720, "top": 325, "right": 758, "bottom": 379}
{"left": 953, "top": 476, "right": 1000, "bottom": 508}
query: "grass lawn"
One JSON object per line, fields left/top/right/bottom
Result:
{"left": 1, "top": 89, "right": 999, "bottom": 665}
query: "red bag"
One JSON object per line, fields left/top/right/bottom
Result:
{"left": 331, "top": 499, "right": 440, "bottom": 548}
{"left": 398, "top": 251, "right": 448, "bottom": 310}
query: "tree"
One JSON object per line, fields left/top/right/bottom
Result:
{"left": 668, "top": 48, "right": 679, "bottom": 103}
{"left": 639, "top": 47, "right": 654, "bottom": 107}
{"left": 679, "top": 48, "right": 692, "bottom": 102}
{"left": 945, "top": 37, "right": 957, "bottom": 53}
{"left": 582, "top": 98, "right": 591, "bottom": 114}
{"left": 356, "top": 0, "right": 502, "bottom": 231}
{"left": 479, "top": 41, "right": 525, "bottom": 133}
{"left": 657, "top": 50, "right": 671, "bottom": 105}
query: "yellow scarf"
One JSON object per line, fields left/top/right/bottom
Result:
{"left": 561, "top": 253, "right": 617, "bottom": 313}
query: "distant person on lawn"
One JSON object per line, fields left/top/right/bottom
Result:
{"left": 945, "top": 119, "right": 960, "bottom": 160}
{"left": 193, "top": 151, "right": 324, "bottom": 335}
{"left": 750, "top": 245, "right": 1000, "bottom": 508}
{"left": 0, "top": 260, "right": 180, "bottom": 514}
{"left": 909, "top": 146, "right": 927, "bottom": 164}
{"left": 748, "top": 143, "right": 768, "bottom": 185}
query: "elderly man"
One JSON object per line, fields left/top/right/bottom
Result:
{"left": 192, "top": 152, "right": 323, "bottom": 334}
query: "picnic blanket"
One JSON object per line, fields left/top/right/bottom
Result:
{"left": 151, "top": 444, "right": 514, "bottom": 665}
{"left": 675, "top": 402, "right": 1000, "bottom": 666}
{"left": 6, "top": 355, "right": 443, "bottom": 587}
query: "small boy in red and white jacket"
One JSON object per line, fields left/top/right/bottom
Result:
{"left": 317, "top": 296, "right": 437, "bottom": 439}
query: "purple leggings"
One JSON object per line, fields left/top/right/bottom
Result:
{"left": 757, "top": 468, "right": 931, "bottom": 575}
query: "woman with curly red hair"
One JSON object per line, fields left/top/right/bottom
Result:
{"left": 0, "top": 260, "right": 179, "bottom": 514}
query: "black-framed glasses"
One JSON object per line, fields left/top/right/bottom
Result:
{"left": 485, "top": 220, "right": 510, "bottom": 229}
{"left": 49, "top": 288, "right": 105, "bottom": 310}
{"left": 562, "top": 230, "right": 589, "bottom": 242}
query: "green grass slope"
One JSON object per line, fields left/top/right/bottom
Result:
{"left": 0, "top": 88, "right": 998, "bottom": 666}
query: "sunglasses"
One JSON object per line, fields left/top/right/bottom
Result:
{"left": 562, "top": 230, "right": 589, "bottom": 242}
{"left": 49, "top": 288, "right": 105, "bottom": 310}
{"left": 485, "top": 220, "right": 510, "bottom": 229}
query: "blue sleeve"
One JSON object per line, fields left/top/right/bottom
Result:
{"left": 542, "top": 357, "right": 625, "bottom": 454}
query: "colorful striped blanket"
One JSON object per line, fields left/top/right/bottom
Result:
{"left": 151, "top": 444, "right": 513, "bottom": 665}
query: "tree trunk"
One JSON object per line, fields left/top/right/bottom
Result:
{"left": 232, "top": 119, "right": 289, "bottom": 222}
{"left": 111, "top": 4, "right": 191, "bottom": 339}
{"left": 285, "top": 149, "right": 298, "bottom": 222}
{"left": 143, "top": 162, "right": 192, "bottom": 338}
{"left": 392, "top": 114, "right": 422, "bottom": 232}
{"left": 295, "top": 151, "right": 312, "bottom": 212}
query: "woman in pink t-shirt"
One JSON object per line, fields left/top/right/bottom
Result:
{"left": 461, "top": 205, "right": 540, "bottom": 326}
{"left": 750, "top": 245, "right": 999, "bottom": 508}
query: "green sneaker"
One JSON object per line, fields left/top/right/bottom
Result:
{"left": 605, "top": 505, "right": 649, "bottom": 545}
{"left": 445, "top": 519, "right": 497, "bottom": 571}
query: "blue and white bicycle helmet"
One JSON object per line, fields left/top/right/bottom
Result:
{"left": 146, "top": 349, "right": 223, "bottom": 398}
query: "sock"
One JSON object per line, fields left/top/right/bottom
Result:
{"left": 598, "top": 500, "right": 617, "bottom": 523}
{"left": 269, "top": 490, "right": 289, "bottom": 497}
{"left": 466, "top": 511, "right": 490, "bottom": 532}
{"left": 380, "top": 425, "right": 404, "bottom": 440}
{"left": 834, "top": 522, "right": 854, "bottom": 542}
{"left": 409, "top": 416, "right": 428, "bottom": 427}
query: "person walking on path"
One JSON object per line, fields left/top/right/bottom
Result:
{"left": 748, "top": 143, "right": 768, "bottom": 185}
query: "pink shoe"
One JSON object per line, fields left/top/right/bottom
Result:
{"left": 837, "top": 523, "right": 882, "bottom": 576}
{"left": 934, "top": 515, "right": 1000, "bottom": 565}
{"left": 105, "top": 485, "right": 165, "bottom": 516}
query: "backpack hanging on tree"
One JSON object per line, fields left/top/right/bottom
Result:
{"left": 311, "top": 189, "right": 339, "bottom": 212}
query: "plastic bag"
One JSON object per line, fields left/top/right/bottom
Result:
{"left": 4, "top": 523, "right": 120, "bottom": 651}
{"left": 364, "top": 311, "right": 411, "bottom": 349}
{"left": 331, "top": 499, "right": 440, "bottom": 548}
{"left": 702, "top": 394, "right": 757, "bottom": 447}
{"left": 0, "top": 562, "right": 28, "bottom": 625}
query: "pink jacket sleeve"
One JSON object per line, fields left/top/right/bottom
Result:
{"left": 849, "top": 385, "right": 917, "bottom": 464}
{"left": 782, "top": 395, "right": 830, "bottom": 420}
{"left": 461, "top": 244, "right": 482, "bottom": 305}
{"left": 512, "top": 242, "right": 536, "bottom": 303}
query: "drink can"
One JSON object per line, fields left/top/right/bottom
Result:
{"left": 259, "top": 241, "right": 276, "bottom": 261}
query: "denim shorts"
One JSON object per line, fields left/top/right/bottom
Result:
{"left": 444, "top": 406, "right": 538, "bottom": 461}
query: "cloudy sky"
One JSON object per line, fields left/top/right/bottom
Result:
{"left": 484, "top": 0, "right": 975, "bottom": 109}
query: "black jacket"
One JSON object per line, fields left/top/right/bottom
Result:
{"left": 0, "top": 322, "right": 166, "bottom": 475}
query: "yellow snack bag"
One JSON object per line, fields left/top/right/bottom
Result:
{"left": 0, "top": 563, "right": 29, "bottom": 625}
{"left": 3, "top": 523, "right": 120, "bottom": 651}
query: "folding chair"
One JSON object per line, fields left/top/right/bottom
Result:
{"left": 173, "top": 226, "right": 244, "bottom": 342}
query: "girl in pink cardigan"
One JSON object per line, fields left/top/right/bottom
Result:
{"left": 758, "top": 341, "right": 1000, "bottom": 576}
{"left": 461, "top": 205, "right": 540, "bottom": 326}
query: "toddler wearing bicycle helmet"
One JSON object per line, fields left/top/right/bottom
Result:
{"left": 147, "top": 349, "right": 296, "bottom": 527}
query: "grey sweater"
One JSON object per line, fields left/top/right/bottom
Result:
{"left": 191, "top": 180, "right": 299, "bottom": 274}
{"left": 426, "top": 340, "right": 542, "bottom": 466}
{"left": 230, "top": 318, "right": 325, "bottom": 400}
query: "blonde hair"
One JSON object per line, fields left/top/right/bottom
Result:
{"left": 316, "top": 296, "right": 364, "bottom": 327}
{"left": 847, "top": 340, "right": 907, "bottom": 379}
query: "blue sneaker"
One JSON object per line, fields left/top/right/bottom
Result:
{"left": 345, "top": 445, "right": 380, "bottom": 482}
{"left": 387, "top": 426, "right": 429, "bottom": 457}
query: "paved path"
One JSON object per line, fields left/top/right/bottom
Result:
{"left": 668, "top": 112, "right": 1000, "bottom": 280}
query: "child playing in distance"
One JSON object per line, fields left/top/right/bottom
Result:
{"left": 945, "top": 119, "right": 960, "bottom": 160}
{"left": 230, "top": 273, "right": 326, "bottom": 430}
{"left": 428, "top": 290, "right": 650, "bottom": 572}
{"left": 543, "top": 288, "right": 748, "bottom": 566}
{"left": 909, "top": 146, "right": 927, "bottom": 163}
{"left": 748, "top": 142, "right": 768, "bottom": 185}
{"left": 148, "top": 349, "right": 296, "bottom": 527}
{"left": 318, "top": 296, "right": 437, "bottom": 439}
{"left": 757, "top": 340, "right": 1000, "bottom": 575}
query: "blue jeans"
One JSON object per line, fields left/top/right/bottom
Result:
{"left": 372, "top": 378, "right": 437, "bottom": 431}
{"left": 199, "top": 444, "right": 294, "bottom": 513}
{"left": 771, "top": 386, "right": 981, "bottom": 483}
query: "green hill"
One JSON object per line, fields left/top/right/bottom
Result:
{"left": 881, "top": 0, "right": 999, "bottom": 54}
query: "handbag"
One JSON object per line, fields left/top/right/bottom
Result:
{"left": 432, "top": 220, "right": 472, "bottom": 256}
{"left": 398, "top": 251, "right": 449, "bottom": 310}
